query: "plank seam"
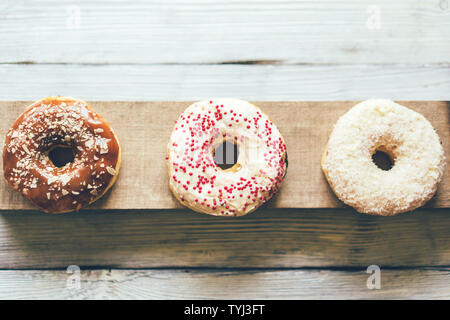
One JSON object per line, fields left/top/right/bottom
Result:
{"left": 1, "top": 266, "right": 448, "bottom": 272}
{"left": 1, "top": 62, "right": 450, "bottom": 67}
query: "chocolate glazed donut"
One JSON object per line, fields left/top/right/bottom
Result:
{"left": 3, "top": 97, "right": 121, "bottom": 213}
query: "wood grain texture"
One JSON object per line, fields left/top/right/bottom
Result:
{"left": 0, "top": 208, "right": 448, "bottom": 269}
{"left": 1, "top": 0, "right": 449, "bottom": 300}
{"left": 0, "top": 268, "right": 448, "bottom": 299}
{"left": 1, "top": 0, "right": 449, "bottom": 64}
{"left": 0, "top": 100, "right": 448, "bottom": 210}
{"left": 1, "top": 64, "right": 450, "bottom": 101}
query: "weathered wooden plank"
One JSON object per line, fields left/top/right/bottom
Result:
{"left": 1, "top": 64, "right": 449, "bottom": 101}
{"left": 0, "top": 100, "right": 448, "bottom": 210}
{"left": 0, "top": 0, "right": 449, "bottom": 64}
{"left": 0, "top": 208, "right": 448, "bottom": 269}
{"left": 0, "top": 268, "right": 448, "bottom": 299}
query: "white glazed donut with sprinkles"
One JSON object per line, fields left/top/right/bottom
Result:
{"left": 321, "top": 99, "right": 446, "bottom": 216}
{"left": 167, "top": 99, "right": 287, "bottom": 216}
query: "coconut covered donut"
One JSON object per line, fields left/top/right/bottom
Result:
{"left": 167, "top": 99, "right": 287, "bottom": 216}
{"left": 322, "top": 99, "right": 445, "bottom": 216}
{"left": 3, "top": 97, "right": 121, "bottom": 213}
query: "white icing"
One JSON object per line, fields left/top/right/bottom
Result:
{"left": 168, "top": 99, "right": 287, "bottom": 216}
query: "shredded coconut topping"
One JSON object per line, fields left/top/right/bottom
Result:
{"left": 322, "top": 99, "right": 446, "bottom": 215}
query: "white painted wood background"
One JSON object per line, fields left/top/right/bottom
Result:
{"left": 0, "top": 0, "right": 449, "bottom": 299}
{"left": 1, "top": 0, "right": 449, "bottom": 100}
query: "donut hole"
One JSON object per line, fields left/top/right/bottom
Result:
{"left": 372, "top": 148, "right": 394, "bottom": 171}
{"left": 48, "top": 145, "right": 75, "bottom": 168}
{"left": 213, "top": 140, "right": 239, "bottom": 170}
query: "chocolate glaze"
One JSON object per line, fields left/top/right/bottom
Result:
{"left": 3, "top": 97, "right": 120, "bottom": 213}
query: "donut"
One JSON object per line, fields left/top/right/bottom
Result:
{"left": 321, "top": 99, "right": 446, "bottom": 216}
{"left": 167, "top": 99, "right": 287, "bottom": 216}
{"left": 3, "top": 96, "right": 121, "bottom": 213}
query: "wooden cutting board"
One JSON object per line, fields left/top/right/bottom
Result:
{"left": 0, "top": 101, "right": 448, "bottom": 211}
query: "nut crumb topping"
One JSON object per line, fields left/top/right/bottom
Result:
{"left": 3, "top": 98, "right": 120, "bottom": 213}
